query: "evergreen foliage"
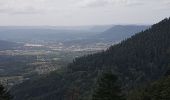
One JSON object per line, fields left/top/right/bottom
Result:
{"left": 92, "top": 72, "right": 124, "bottom": 100}
{"left": 128, "top": 76, "right": 170, "bottom": 100}
{"left": 0, "top": 84, "right": 12, "bottom": 100}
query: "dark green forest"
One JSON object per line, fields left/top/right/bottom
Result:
{"left": 92, "top": 71, "right": 125, "bottom": 100}
{"left": 0, "top": 84, "right": 12, "bottom": 100}
{"left": 127, "top": 75, "right": 170, "bottom": 100}
{"left": 9, "top": 18, "right": 170, "bottom": 100}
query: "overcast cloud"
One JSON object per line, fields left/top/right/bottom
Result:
{"left": 0, "top": 0, "right": 170, "bottom": 26}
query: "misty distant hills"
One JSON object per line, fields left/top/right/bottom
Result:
{"left": 0, "top": 25, "right": 111, "bottom": 42}
{"left": 0, "top": 25, "right": 149, "bottom": 44}
{"left": 64, "top": 25, "right": 150, "bottom": 45}
{"left": 0, "top": 28, "right": 90, "bottom": 42}
{"left": 0, "top": 25, "right": 111, "bottom": 32}
{"left": 96, "top": 25, "right": 150, "bottom": 42}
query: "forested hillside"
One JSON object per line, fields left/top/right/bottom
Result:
{"left": 0, "top": 84, "right": 12, "bottom": 100}
{"left": 127, "top": 75, "right": 170, "bottom": 100}
{"left": 11, "top": 18, "right": 170, "bottom": 100}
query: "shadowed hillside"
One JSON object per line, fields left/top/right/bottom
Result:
{"left": 11, "top": 18, "right": 170, "bottom": 100}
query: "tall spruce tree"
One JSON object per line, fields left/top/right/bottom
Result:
{"left": 92, "top": 72, "right": 125, "bottom": 100}
{"left": 0, "top": 84, "right": 12, "bottom": 100}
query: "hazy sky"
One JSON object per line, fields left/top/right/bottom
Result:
{"left": 0, "top": 0, "right": 170, "bottom": 26}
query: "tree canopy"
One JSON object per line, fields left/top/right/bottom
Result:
{"left": 0, "top": 84, "right": 12, "bottom": 100}
{"left": 92, "top": 72, "right": 125, "bottom": 100}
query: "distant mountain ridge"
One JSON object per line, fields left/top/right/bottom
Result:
{"left": 63, "top": 25, "right": 149, "bottom": 46}
{"left": 0, "top": 25, "right": 149, "bottom": 44}
{"left": 0, "top": 25, "right": 112, "bottom": 42}
{"left": 97, "top": 25, "right": 150, "bottom": 42}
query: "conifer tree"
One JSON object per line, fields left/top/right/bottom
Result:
{"left": 92, "top": 72, "right": 125, "bottom": 100}
{"left": 0, "top": 84, "right": 12, "bottom": 100}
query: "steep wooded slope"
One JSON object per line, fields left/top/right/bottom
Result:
{"left": 11, "top": 18, "right": 170, "bottom": 100}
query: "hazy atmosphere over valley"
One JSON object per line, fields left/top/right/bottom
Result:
{"left": 0, "top": 0, "right": 170, "bottom": 26}
{"left": 0, "top": 0, "right": 170, "bottom": 100}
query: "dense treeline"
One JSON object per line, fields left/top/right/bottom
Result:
{"left": 68, "top": 18, "right": 170, "bottom": 88}
{"left": 92, "top": 71, "right": 125, "bottom": 100}
{"left": 11, "top": 18, "right": 170, "bottom": 100}
{"left": 0, "top": 55, "right": 37, "bottom": 76}
{"left": 127, "top": 75, "right": 170, "bottom": 100}
{"left": 0, "top": 84, "right": 12, "bottom": 100}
